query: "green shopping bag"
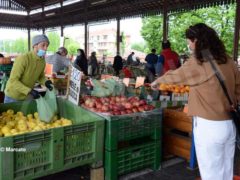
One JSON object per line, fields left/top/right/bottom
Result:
{"left": 36, "top": 89, "right": 57, "bottom": 123}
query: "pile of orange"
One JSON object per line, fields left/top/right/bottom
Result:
{"left": 159, "top": 84, "right": 190, "bottom": 93}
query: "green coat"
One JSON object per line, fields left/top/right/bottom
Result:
{"left": 5, "top": 51, "right": 46, "bottom": 100}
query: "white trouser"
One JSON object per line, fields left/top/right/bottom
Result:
{"left": 193, "top": 116, "right": 236, "bottom": 180}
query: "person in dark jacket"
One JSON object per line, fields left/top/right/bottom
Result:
{"left": 127, "top": 52, "right": 135, "bottom": 65}
{"left": 113, "top": 53, "right": 123, "bottom": 76}
{"left": 145, "top": 49, "right": 158, "bottom": 77}
{"left": 74, "top": 49, "right": 88, "bottom": 75}
{"left": 88, "top": 51, "right": 99, "bottom": 76}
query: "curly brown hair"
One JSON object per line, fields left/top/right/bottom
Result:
{"left": 185, "top": 23, "right": 228, "bottom": 64}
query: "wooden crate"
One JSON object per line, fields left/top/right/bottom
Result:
{"left": 163, "top": 131, "right": 191, "bottom": 161}
{"left": 163, "top": 107, "right": 192, "bottom": 133}
{"left": 163, "top": 107, "right": 192, "bottom": 161}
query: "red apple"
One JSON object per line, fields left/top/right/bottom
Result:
{"left": 132, "top": 108, "right": 138, "bottom": 113}
{"left": 120, "top": 111, "right": 126, "bottom": 115}
{"left": 138, "top": 106, "right": 145, "bottom": 112}
{"left": 120, "top": 96, "right": 127, "bottom": 102}
{"left": 88, "top": 101, "right": 95, "bottom": 108}
{"left": 126, "top": 109, "right": 133, "bottom": 114}
{"left": 139, "top": 100, "right": 147, "bottom": 106}
{"left": 133, "top": 101, "right": 140, "bottom": 107}
{"left": 124, "top": 103, "right": 132, "bottom": 109}
{"left": 96, "top": 103, "right": 102, "bottom": 109}
{"left": 102, "top": 105, "right": 109, "bottom": 112}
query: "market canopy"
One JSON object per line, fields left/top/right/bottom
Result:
{"left": 0, "top": 0, "right": 236, "bottom": 30}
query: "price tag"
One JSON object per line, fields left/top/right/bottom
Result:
{"left": 123, "top": 78, "right": 130, "bottom": 87}
{"left": 135, "top": 77, "right": 145, "bottom": 88}
{"left": 45, "top": 63, "right": 53, "bottom": 77}
{"left": 68, "top": 65, "right": 82, "bottom": 105}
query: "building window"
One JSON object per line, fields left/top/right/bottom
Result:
{"left": 103, "top": 35, "right": 108, "bottom": 40}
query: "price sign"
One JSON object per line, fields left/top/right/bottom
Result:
{"left": 45, "top": 63, "right": 53, "bottom": 77}
{"left": 135, "top": 77, "right": 145, "bottom": 88}
{"left": 123, "top": 78, "right": 130, "bottom": 87}
{"left": 68, "top": 65, "right": 82, "bottom": 105}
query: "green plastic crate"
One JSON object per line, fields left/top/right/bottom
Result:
{"left": 102, "top": 108, "right": 162, "bottom": 150}
{"left": 0, "top": 64, "right": 12, "bottom": 74}
{"left": 0, "top": 98, "right": 104, "bottom": 180}
{"left": 105, "top": 140, "right": 161, "bottom": 180}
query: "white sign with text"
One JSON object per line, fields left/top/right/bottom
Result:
{"left": 68, "top": 65, "right": 82, "bottom": 105}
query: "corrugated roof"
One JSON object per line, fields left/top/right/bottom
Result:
{"left": 0, "top": 0, "right": 236, "bottom": 29}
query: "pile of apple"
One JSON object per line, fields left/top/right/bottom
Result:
{"left": 81, "top": 96, "right": 155, "bottom": 115}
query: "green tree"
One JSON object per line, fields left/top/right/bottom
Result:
{"left": 141, "top": 4, "right": 236, "bottom": 55}
{"left": 65, "top": 38, "right": 79, "bottom": 56}
{"left": 47, "top": 32, "right": 61, "bottom": 53}
{"left": 131, "top": 42, "right": 147, "bottom": 53}
{"left": 120, "top": 32, "right": 126, "bottom": 55}
{"left": 141, "top": 16, "right": 163, "bottom": 53}
{"left": 12, "top": 38, "right": 28, "bottom": 53}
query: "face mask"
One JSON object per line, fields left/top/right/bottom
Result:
{"left": 187, "top": 44, "right": 193, "bottom": 54}
{"left": 37, "top": 49, "right": 46, "bottom": 57}
{"left": 77, "top": 52, "right": 81, "bottom": 56}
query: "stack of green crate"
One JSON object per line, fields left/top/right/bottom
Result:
{"left": 102, "top": 108, "right": 162, "bottom": 180}
{"left": 0, "top": 98, "right": 105, "bottom": 180}
{"left": 0, "top": 64, "right": 13, "bottom": 76}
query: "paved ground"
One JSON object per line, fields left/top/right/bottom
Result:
{"left": 38, "top": 148, "right": 240, "bottom": 180}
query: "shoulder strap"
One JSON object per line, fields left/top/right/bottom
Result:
{"left": 203, "top": 50, "right": 233, "bottom": 106}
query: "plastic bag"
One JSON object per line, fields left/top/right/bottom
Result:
{"left": 36, "top": 89, "right": 57, "bottom": 122}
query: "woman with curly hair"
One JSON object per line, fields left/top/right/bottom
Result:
{"left": 151, "top": 23, "right": 240, "bottom": 180}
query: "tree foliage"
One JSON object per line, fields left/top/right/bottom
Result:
{"left": 131, "top": 42, "right": 147, "bottom": 53}
{"left": 141, "top": 4, "right": 236, "bottom": 55}
{"left": 120, "top": 31, "right": 126, "bottom": 56}
{"left": 0, "top": 31, "right": 80, "bottom": 56}
{"left": 46, "top": 32, "right": 61, "bottom": 53}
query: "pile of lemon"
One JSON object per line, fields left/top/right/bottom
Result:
{"left": 0, "top": 109, "right": 72, "bottom": 137}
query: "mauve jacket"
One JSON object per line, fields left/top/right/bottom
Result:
{"left": 154, "top": 56, "right": 240, "bottom": 120}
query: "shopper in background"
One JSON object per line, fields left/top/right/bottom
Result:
{"left": 113, "top": 53, "right": 123, "bottom": 76}
{"left": 88, "top": 51, "right": 99, "bottom": 76}
{"left": 45, "top": 47, "right": 71, "bottom": 73}
{"left": 151, "top": 23, "right": 240, "bottom": 180}
{"left": 74, "top": 49, "right": 88, "bottom": 76}
{"left": 122, "top": 66, "right": 132, "bottom": 78}
{"left": 145, "top": 48, "right": 158, "bottom": 77}
{"left": 4, "top": 34, "right": 53, "bottom": 103}
{"left": 158, "top": 40, "right": 180, "bottom": 75}
{"left": 127, "top": 52, "right": 135, "bottom": 65}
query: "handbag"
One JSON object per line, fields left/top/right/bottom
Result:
{"left": 206, "top": 52, "right": 240, "bottom": 142}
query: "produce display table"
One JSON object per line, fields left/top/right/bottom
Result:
{"left": 88, "top": 108, "right": 163, "bottom": 180}
{"left": 0, "top": 98, "right": 105, "bottom": 180}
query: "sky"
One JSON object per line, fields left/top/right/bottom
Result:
{"left": 0, "top": 18, "right": 144, "bottom": 43}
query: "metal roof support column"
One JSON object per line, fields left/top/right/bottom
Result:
{"left": 233, "top": 0, "right": 240, "bottom": 61}
{"left": 163, "top": 0, "right": 168, "bottom": 41}
{"left": 42, "top": 5, "right": 45, "bottom": 34}
{"left": 85, "top": 22, "right": 88, "bottom": 56}
{"left": 27, "top": 11, "right": 31, "bottom": 51}
{"left": 60, "top": 0, "right": 64, "bottom": 37}
{"left": 84, "top": 0, "right": 89, "bottom": 56}
{"left": 116, "top": 18, "right": 121, "bottom": 55}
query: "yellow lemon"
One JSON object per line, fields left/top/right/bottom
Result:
{"left": 1, "top": 126, "right": 11, "bottom": 134}
{"left": 34, "top": 112, "right": 39, "bottom": 119}
{"left": 7, "top": 109, "right": 14, "bottom": 115}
